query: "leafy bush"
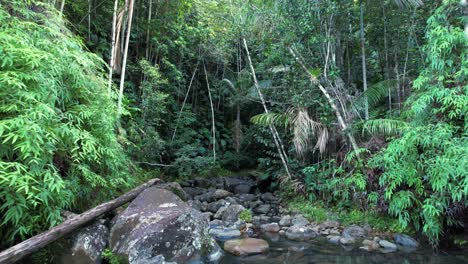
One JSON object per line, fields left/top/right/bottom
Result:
{"left": 0, "top": 2, "right": 133, "bottom": 243}
{"left": 370, "top": 0, "right": 467, "bottom": 246}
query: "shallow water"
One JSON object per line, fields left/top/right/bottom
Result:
{"left": 218, "top": 234, "right": 468, "bottom": 264}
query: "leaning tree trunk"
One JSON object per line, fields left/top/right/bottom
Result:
{"left": 117, "top": 0, "right": 135, "bottom": 120}
{"left": 107, "top": 0, "right": 119, "bottom": 95}
{"left": 243, "top": 38, "right": 292, "bottom": 179}
{"left": 288, "top": 47, "right": 360, "bottom": 155}
{"left": 359, "top": 0, "right": 369, "bottom": 120}
{"left": 59, "top": 0, "right": 65, "bottom": 15}
{"left": 204, "top": 62, "right": 216, "bottom": 162}
{"left": 0, "top": 178, "right": 160, "bottom": 264}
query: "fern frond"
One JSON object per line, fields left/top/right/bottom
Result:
{"left": 362, "top": 119, "right": 410, "bottom": 136}
{"left": 352, "top": 80, "right": 397, "bottom": 112}
{"left": 250, "top": 112, "right": 289, "bottom": 129}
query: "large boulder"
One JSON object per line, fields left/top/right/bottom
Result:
{"left": 156, "top": 182, "right": 188, "bottom": 201}
{"left": 223, "top": 238, "right": 269, "bottom": 256}
{"left": 59, "top": 220, "right": 108, "bottom": 264}
{"left": 394, "top": 234, "right": 419, "bottom": 248}
{"left": 224, "top": 175, "right": 257, "bottom": 194}
{"left": 285, "top": 226, "right": 317, "bottom": 241}
{"left": 109, "top": 187, "right": 220, "bottom": 263}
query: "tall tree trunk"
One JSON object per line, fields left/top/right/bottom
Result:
{"left": 235, "top": 103, "right": 241, "bottom": 154}
{"left": 462, "top": 0, "right": 468, "bottom": 37}
{"left": 107, "top": 0, "right": 119, "bottom": 95}
{"left": 382, "top": 0, "right": 392, "bottom": 111}
{"left": 145, "top": 0, "right": 153, "bottom": 60}
{"left": 243, "top": 38, "right": 292, "bottom": 179}
{"left": 203, "top": 62, "right": 216, "bottom": 162}
{"left": 288, "top": 47, "right": 360, "bottom": 155}
{"left": 359, "top": 0, "right": 369, "bottom": 120}
{"left": 117, "top": 0, "right": 135, "bottom": 120}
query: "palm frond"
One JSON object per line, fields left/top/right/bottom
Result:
{"left": 352, "top": 79, "right": 397, "bottom": 113}
{"left": 393, "top": 0, "right": 423, "bottom": 8}
{"left": 290, "top": 108, "right": 328, "bottom": 156}
{"left": 250, "top": 112, "right": 290, "bottom": 129}
{"left": 362, "top": 119, "right": 410, "bottom": 136}
{"left": 221, "top": 78, "right": 236, "bottom": 91}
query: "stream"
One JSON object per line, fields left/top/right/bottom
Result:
{"left": 217, "top": 234, "right": 468, "bottom": 264}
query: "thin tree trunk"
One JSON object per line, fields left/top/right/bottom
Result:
{"left": 0, "top": 178, "right": 161, "bottom": 264}
{"left": 288, "top": 47, "right": 360, "bottom": 155}
{"left": 394, "top": 52, "right": 401, "bottom": 112}
{"left": 243, "top": 38, "right": 292, "bottom": 179}
{"left": 117, "top": 0, "right": 135, "bottom": 120}
{"left": 462, "top": 0, "right": 468, "bottom": 37}
{"left": 401, "top": 8, "right": 417, "bottom": 100}
{"left": 145, "top": 0, "right": 153, "bottom": 60}
{"left": 203, "top": 62, "right": 216, "bottom": 162}
{"left": 107, "top": 0, "right": 119, "bottom": 95}
{"left": 359, "top": 0, "right": 369, "bottom": 120}
{"left": 172, "top": 63, "right": 199, "bottom": 141}
{"left": 88, "top": 0, "right": 91, "bottom": 40}
{"left": 382, "top": 0, "right": 392, "bottom": 111}
{"left": 59, "top": 0, "right": 65, "bottom": 15}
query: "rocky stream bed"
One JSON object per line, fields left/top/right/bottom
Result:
{"left": 56, "top": 175, "right": 468, "bottom": 264}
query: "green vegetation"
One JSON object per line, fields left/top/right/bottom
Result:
{"left": 0, "top": 0, "right": 466, "bottom": 251}
{"left": 239, "top": 209, "right": 253, "bottom": 223}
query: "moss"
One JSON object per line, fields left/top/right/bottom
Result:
{"left": 102, "top": 249, "right": 128, "bottom": 264}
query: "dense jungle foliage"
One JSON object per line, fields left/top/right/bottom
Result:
{"left": 0, "top": 0, "right": 466, "bottom": 250}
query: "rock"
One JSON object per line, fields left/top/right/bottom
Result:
{"left": 234, "top": 184, "right": 252, "bottom": 194}
{"left": 342, "top": 224, "right": 367, "bottom": 239}
{"left": 340, "top": 237, "right": 356, "bottom": 245}
{"left": 330, "top": 229, "right": 341, "bottom": 235}
{"left": 209, "top": 219, "right": 224, "bottom": 229}
{"left": 207, "top": 199, "right": 227, "bottom": 213}
{"left": 254, "top": 204, "right": 271, "bottom": 214}
{"left": 212, "top": 189, "right": 233, "bottom": 200}
{"left": 201, "top": 212, "right": 213, "bottom": 222}
{"left": 279, "top": 215, "right": 292, "bottom": 226}
{"left": 59, "top": 220, "right": 108, "bottom": 264}
{"left": 109, "top": 187, "right": 216, "bottom": 264}
{"left": 260, "top": 192, "right": 276, "bottom": 202}
{"left": 252, "top": 215, "right": 271, "bottom": 227}
{"left": 320, "top": 220, "right": 340, "bottom": 229}
{"left": 187, "top": 199, "right": 203, "bottom": 211}
{"left": 238, "top": 193, "right": 257, "bottom": 202}
{"left": 209, "top": 227, "right": 241, "bottom": 241}
{"left": 394, "top": 234, "right": 419, "bottom": 248}
{"left": 278, "top": 230, "right": 286, "bottom": 236}
{"left": 156, "top": 182, "right": 188, "bottom": 201}
{"left": 328, "top": 235, "right": 341, "bottom": 244}
{"left": 379, "top": 240, "right": 398, "bottom": 251}
{"left": 214, "top": 205, "right": 229, "bottom": 219}
{"left": 248, "top": 200, "right": 263, "bottom": 209}
{"left": 291, "top": 215, "right": 309, "bottom": 227}
{"left": 225, "top": 196, "right": 239, "bottom": 205}
{"left": 223, "top": 238, "right": 269, "bottom": 256}
{"left": 194, "top": 178, "right": 211, "bottom": 188}
{"left": 260, "top": 223, "right": 280, "bottom": 233}
{"left": 363, "top": 239, "right": 380, "bottom": 250}
{"left": 285, "top": 226, "right": 317, "bottom": 241}
{"left": 183, "top": 187, "right": 205, "bottom": 199}
{"left": 222, "top": 204, "right": 246, "bottom": 225}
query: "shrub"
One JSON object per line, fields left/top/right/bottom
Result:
{"left": 0, "top": 1, "right": 133, "bottom": 243}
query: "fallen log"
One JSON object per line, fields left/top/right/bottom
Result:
{"left": 0, "top": 178, "right": 161, "bottom": 264}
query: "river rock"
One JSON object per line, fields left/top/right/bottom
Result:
{"left": 279, "top": 215, "right": 292, "bottom": 226}
{"left": 59, "top": 220, "right": 108, "bottom": 264}
{"left": 260, "top": 192, "right": 276, "bottom": 202}
{"left": 224, "top": 238, "right": 269, "bottom": 256}
{"left": 291, "top": 215, "right": 309, "bottom": 227}
{"left": 328, "top": 235, "right": 341, "bottom": 244}
{"left": 194, "top": 178, "right": 211, "bottom": 188}
{"left": 340, "top": 237, "right": 356, "bottom": 245}
{"left": 260, "top": 223, "right": 280, "bottom": 233}
{"left": 254, "top": 204, "right": 271, "bottom": 214}
{"left": 214, "top": 205, "right": 229, "bottom": 219}
{"left": 394, "top": 234, "right": 419, "bottom": 248}
{"left": 363, "top": 239, "right": 380, "bottom": 250}
{"left": 252, "top": 215, "right": 271, "bottom": 227}
{"left": 379, "top": 240, "right": 398, "bottom": 251}
{"left": 183, "top": 187, "right": 206, "bottom": 199}
{"left": 187, "top": 199, "right": 203, "bottom": 211}
{"left": 207, "top": 199, "right": 227, "bottom": 213}
{"left": 342, "top": 224, "right": 367, "bottom": 239}
{"left": 285, "top": 226, "right": 317, "bottom": 241}
{"left": 109, "top": 187, "right": 217, "bottom": 263}
{"left": 209, "top": 227, "right": 241, "bottom": 241}
{"left": 212, "top": 189, "right": 233, "bottom": 200}
{"left": 222, "top": 204, "right": 246, "bottom": 224}
{"left": 238, "top": 193, "right": 257, "bottom": 202}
